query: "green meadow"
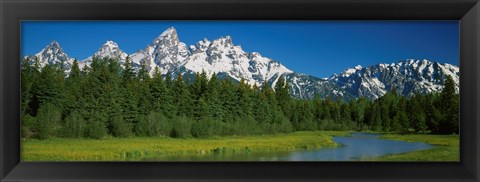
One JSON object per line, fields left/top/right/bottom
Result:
{"left": 21, "top": 131, "right": 458, "bottom": 161}
{"left": 22, "top": 131, "right": 340, "bottom": 161}
{"left": 367, "top": 133, "right": 459, "bottom": 161}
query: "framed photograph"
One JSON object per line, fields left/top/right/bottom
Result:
{"left": 1, "top": 0, "right": 479, "bottom": 181}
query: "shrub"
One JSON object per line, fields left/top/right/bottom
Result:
{"left": 35, "top": 103, "right": 61, "bottom": 139}
{"left": 318, "top": 119, "right": 336, "bottom": 131}
{"left": 62, "top": 111, "right": 86, "bottom": 138}
{"left": 21, "top": 114, "right": 36, "bottom": 139}
{"left": 110, "top": 115, "right": 132, "bottom": 137}
{"left": 231, "top": 116, "right": 259, "bottom": 135}
{"left": 275, "top": 115, "right": 294, "bottom": 133}
{"left": 134, "top": 115, "right": 151, "bottom": 137}
{"left": 157, "top": 116, "right": 174, "bottom": 137}
{"left": 149, "top": 111, "right": 173, "bottom": 136}
{"left": 171, "top": 115, "right": 192, "bottom": 138}
{"left": 191, "top": 120, "right": 211, "bottom": 138}
{"left": 135, "top": 112, "right": 172, "bottom": 137}
{"left": 191, "top": 118, "right": 224, "bottom": 138}
{"left": 85, "top": 113, "right": 108, "bottom": 139}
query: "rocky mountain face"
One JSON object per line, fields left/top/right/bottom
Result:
{"left": 79, "top": 40, "right": 128, "bottom": 70}
{"left": 25, "top": 41, "right": 74, "bottom": 74}
{"left": 329, "top": 60, "right": 459, "bottom": 99}
{"left": 24, "top": 27, "right": 460, "bottom": 100}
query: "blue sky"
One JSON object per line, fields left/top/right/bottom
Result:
{"left": 22, "top": 21, "right": 459, "bottom": 78}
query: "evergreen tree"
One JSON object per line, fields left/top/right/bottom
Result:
{"left": 151, "top": 67, "right": 174, "bottom": 117}
{"left": 362, "top": 102, "right": 374, "bottom": 130}
{"left": 137, "top": 61, "right": 150, "bottom": 82}
{"left": 408, "top": 94, "right": 428, "bottom": 133}
{"left": 313, "top": 95, "right": 324, "bottom": 128}
{"left": 64, "top": 59, "right": 83, "bottom": 116}
{"left": 275, "top": 76, "right": 291, "bottom": 117}
{"left": 137, "top": 61, "right": 153, "bottom": 115}
{"left": 220, "top": 79, "right": 237, "bottom": 122}
{"left": 252, "top": 82, "right": 271, "bottom": 126}
{"left": 206, "top": 73, "right": 223, "bottom": 120}
{"left": 21, "top": 58, "right": 34, "bottom": 116}
{"left": 349, "top": 99, "right": 359, "bottom": 129}
{"left": 425, "top": 93, "right": 441, "bottom": 133}
{"left": 339, "top": 102, "right": 352, "bottom": 130}
{"left": 122, "top": 56, "right": 135, "bottom": 84}
{"left": 22, "top": 54, "right": 461, "bottom": 139}
{"left": 172, "top": 74, "right": 192, "bottom": 117}
{"left": 235, "top": 79, "right": 254, "bottom": 118}
{"left": 33, "top": 64, "right": 64, "bottom": 109}
{"left": 191, "top": 71, "right": 210, "bottom": 120}
{"left": 439, "top": 75, "right": 459, "bottom": 134}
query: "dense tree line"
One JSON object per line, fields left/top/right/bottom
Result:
{"left": 21, "top": 57, "right": 459, "bottom": 139}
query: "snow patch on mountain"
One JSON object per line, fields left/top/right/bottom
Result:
{"left": 79, "top": 40, "right": 128, "bottom": 70}
{"left": 25, "top": 41, "right": 74, "bottom": 74}
{"left": 330, "top": 59, "right": 460, "bottom": 99}
{"left": 24, "top": 27, "right": 460, "bottom": 100}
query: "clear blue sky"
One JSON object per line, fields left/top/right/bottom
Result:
{"left": 22, "top": 21, "right": 459, "bottom": 78}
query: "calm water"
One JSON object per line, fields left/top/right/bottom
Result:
{"left": 147, "top": 133, "right": 433, "bottom": 161}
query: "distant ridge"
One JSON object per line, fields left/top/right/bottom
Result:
{"left": 25, "top": 27, "right": 459, "bottom": 100}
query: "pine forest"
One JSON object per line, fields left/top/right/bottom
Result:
{"left": 21, "top": 57, "right": 460, "bottom": 140}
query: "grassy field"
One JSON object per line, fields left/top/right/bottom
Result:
{"left": 21, "top": 131, "right": 459, "bottom": 161}
{"left": 22, "top": 131, "right": 341, "bottom": 161}
{"left": 367, "top": 133, "right": 459, "bottom": 161}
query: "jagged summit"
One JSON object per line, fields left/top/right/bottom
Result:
{"left": 190, "top": 38, "right": 211, "bottom": 53}
{"left": 103, "top": 40, "right": 119, "bottom": 47}
{"left": 128, "top": 27, "right": 189, "bottom": 75}
{"left": 48, "top": 40, "right": 61, "bottom": 48}
{"left": 152, "top": 27, "right": 180, "bottom": 46}
{"left": 25, "top": 27, "right": 460, "bottom": 100}
{"left": 331, "top": 59, "right": 459, "bottom": 99}
{"left": 159, "top": 27, "right": 177, "bottom": 37}
{"left": 26, "top": 40, "right": 72, "bottom": 68}
{"left": 93, "top": 40, "right": 127, "bottom": 59}
{"left": 212, "top": 36, "right": 234, "bottom": 47}
{"left": 77, "top": 40, "right": 128, "bottom": 70}
{"left": 42, "top": 40, "right": 65, "bottom": 55}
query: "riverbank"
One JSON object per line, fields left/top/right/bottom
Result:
{"left": 22, "top": 131, "right": 340, "bottom": 161}
{"left": 368, "top": 134, "right": 459, "bottom": 161}
{"left": 21, "top": 131, "right": 459, "bottom": 161}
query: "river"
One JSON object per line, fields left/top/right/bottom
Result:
{"left": 146, "top": 132, "right": 433, "bottom": 161}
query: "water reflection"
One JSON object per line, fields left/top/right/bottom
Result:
{"left": 145, "top": 133, "right": 433, "bottom": 161}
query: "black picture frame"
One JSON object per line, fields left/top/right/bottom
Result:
{"left": 1, "top": 0, "right": 479, "bottom": 181}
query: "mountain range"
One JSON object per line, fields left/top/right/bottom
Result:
{"left": 24, "top": 27, "right": 460, "bottom": 100}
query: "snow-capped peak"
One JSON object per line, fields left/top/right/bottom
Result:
{"left": 24, "top": 28, "right": 460, "bottom": 101}
{"left": 128, "top": 27, "right": 190, "bottom": 75}
{"left": 41, "top": 41, "right": 64, "bottom": 55}
{"left": 30, "top": 40, "right": 72, "bottom": 67}
{"left": 48, "top": 40, "right": 61, "bottom": 49}
{"left": 160, "top": 27, "right": 177, "bottom": 37}
{"left": 330, "top": 59, "right": 460, "bottom": 99}
{"left": 78, "top": 40, "right": 128, "bottom": 70}
{"left": 93, "top": 40, "right": 127, "bottom": 59}
{"left": 103, "top": 40, "right": 119, "bottom": 48}
{"left": 340, "top": 65, "right": 363, "bottom": 77}
{"left": 191, "top": 38, "right": 211, "bottom": 53}
{"left": 152, "top": 27, "right": 180, "bottom": 46}
{"left": 212, "top": 36, "right": 234, "bottom": 47}
{"left": 24, "top": 40, "right": 74, "bottom": 75}
{"left": 184, "top": 33, "right": 293, "bottom": 86}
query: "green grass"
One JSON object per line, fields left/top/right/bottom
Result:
{"left": 22, "top": 131, "right": 341, "bottom": 161}
{"left": 367, "top": 134, "right": 459, "bottom": 161}
{"left": 22, "top": 130, "right": 458, "bottom": 161}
